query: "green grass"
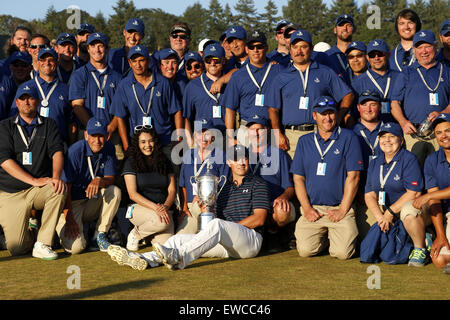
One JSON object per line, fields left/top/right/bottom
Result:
{"left": 1, "top": 247, "right": 449, "bottom": 300}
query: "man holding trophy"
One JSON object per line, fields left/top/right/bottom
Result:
{"left": 107, "top": 144, "right": 271, "bottom": 271}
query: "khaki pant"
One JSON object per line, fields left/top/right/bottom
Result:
{"left": 285, "top": 128, "right": 314, "bottom": 160}
{"left": 295, "top": 205, "right": 358, "bottom": 260}
{"left": 404, "top": 134, "right": 439, "bottom": 168}
{"left": 176, "top": 202, "right": 202, "bottom": 234}
{"left": 0, "top": 185, "right": 66, "bottom": 256}
{"left": 56, "top": 185, "right": 121, "bottom": 254}
{"left": 128, "top": 203, "right": 174, "bottom": 246}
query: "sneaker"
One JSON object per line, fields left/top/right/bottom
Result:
{"left": 107, "top": 245, "right": 147, "bottom": 271}
{"left": 28, "top": 217, "right": 39, "bottom": 230}
{"left": 96, "top": 232, "right": 111, "bottom": 252}
{"left": 153, "top": 242, "right": 181, "bottom": 270}
{"left": 425, "top": 232, "right": 433, "bottom": 253}
{"left": 32, "top": 241, "right": 57, "bottom": 260}
{"left": 408, "top": 247, "right": 427, "bottom": 267}
{"left": 126, "top": 230, "right": 140, "bottom": 252}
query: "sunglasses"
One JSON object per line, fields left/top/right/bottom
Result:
{"left": 186, "top": 63, "right": 202, "bottom": 71}
{"left": 284, "top": 32, "right": 295, "bottom": 39}
{"left": 134, "top": 124, "right": 153, "bottom": 134}
{"left": 247, "top": 44, "right": 265, "bottom": 50}
{"left": 347, "top": 53, "right": 365, "bottom": 60}
{"left": 171, "top": 34, "right": 189, "bottom": 40}
{"left": 360, "top": 90, "right": 381, "bottom": 99}
{"left": 317, "top": 99, "right": 335, "bottom": 106}
{"left": 204, "top": 57, "right": 221, "bottom": 64}
{"left": 11, "top": 61, "right": 29, "bottom": 68}
{"left": 29, "top": 44, "right": 48, "bottom": 50}
{"left": 368, "top": 51, "right": 386, "bottom": 59}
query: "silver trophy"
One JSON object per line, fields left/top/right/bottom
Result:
{"left": 190, "top": 164, "right": 227, "bottom": 231}
{"left": 413, "top": 118, "right": 434, "bottom": 141}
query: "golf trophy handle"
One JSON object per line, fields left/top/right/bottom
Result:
{"left": 217, "top": 175, "right": 227, "bottom": 196}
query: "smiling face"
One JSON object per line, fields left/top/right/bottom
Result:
{"left": 138, "top": 132, "right": 156, "bottom": 156}
{"left": 185, "top": 60, "right": 203, "bottom": 80}
{"left": 56, "top": 42, "right": 76, "bottom": 62}
{"left": 159, "top": 57, "right": 178, "bottom": 80}
{"left": 379, "top": 132, "right": 403, "bottom": 156}
{"left": 246, "top": 41, "right": 268, "bottom": 65}
{"left": 37, "top": 55, "right": 57, "bottom": 77}
{"left": 367, "top": 50, "right": 389, "bottom": 72}
{"left": 414, "top": 42, "right": 437, "bottom": 66}
{"left": 357, "top": 100, "right": 381, "bottom": 123}
{"left": 334, "top": 22, "right": 354, "bottom": 42}
{"left": 123, "top": 30, "right": 143, "bottom": 48}
{"left": 129, "top": 55, "right": 150, "bottom": 77}
{"left": 347, "top": 49, "right": 367, "bottom": 74}
{"left": 85, "top": 132, "right": 106, "bottom": 154}
{"left": 290, "top": 40, "right": 311, "bottom": 66}
{"left": 313, "top": 110, "right": 336, "bottom": 133}
{"left": 12, "top": 29, "right": 31, "bottom": 52}
{"left": 434, "top": 122, "right": 450, "bottom": 150}
{"left": 16, "top": 94, "right": 39, "bottom": 118}
{"left": 397, "top": 17, "right": 417, "bottom": 41}
{"left": 88, "top": 41, "right": 107, "bottom": 63}
{"left": 227, "top": 156, "right": 249, "bottom": 178}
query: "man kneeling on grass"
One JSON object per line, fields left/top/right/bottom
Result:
{"left": 107, "top": 144, "right": 270, "bottom": 270}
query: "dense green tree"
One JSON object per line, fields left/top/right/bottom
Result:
{"left": 107, "top": 0, "right": 139, "bottom": 49}
{"left": 206, "top": 0, "right": 228, "bottom": 41}
{"left": 258, "top": 0, "right": 280, "bottom": 51}
{"left": 182, "top": 2, "right": 209, "bottom": 50}
{"left": 234, "top": 0, "right": 258, "bottom": 32}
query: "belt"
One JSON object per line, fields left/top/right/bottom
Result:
{"left": 284, "top": 124, "right": 315, "bottom": 131}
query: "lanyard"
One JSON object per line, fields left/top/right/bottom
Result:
{"left": 366, "top": 70, "right": 391, "bottom": 99}
{"left": 245, "top": 63, "right": 272, "bottom": 93}
{"left": 178, "top": 58, "right": 184, "bottom": 71}
{"left": 394, "top": 45, "right": 415, "bottom": 72}
{"left": 121, "top": 56, "right": 131, "bottom": 75}
{"left": 57, "top": 64, "right": 75, "bottom": 84}
{"left": 337, "top": 53, "right": 350, "bottom": 75}
{"left": 379, "top": 161, "right": 397, "bottom": 190}
{"left": 91, "top": 71, "right": 108, "bottom": 96}
{"left": 132, "top": 83, "right": 155, "bottom": 116}
{"left": 296, "top": 64, "right": 310, "bottom": 96}
{"left": 193, "top": 156, "right": 210, "bottom": 177}
{"left": 17, "top": 123, "right": 37, "bottom": 150}
{"left": 313, "top": 127, "right": 341, "bottom": 161}
{"left": 360, "top": 130, "right": 379, "bottom": 156}
{"left": 34, "top": 77, "right": 58, "bottom": 107}
{"left": 200, "top": 74, "right": 220, "bottom": 103}
{"left": 87, "top": 156, "right": 101, "bottom": 180}
{"left": 416, "top": 63, "right": 443, "bottom": 93}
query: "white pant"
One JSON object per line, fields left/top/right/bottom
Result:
{"left": 140, "top": 218, "right": 263, "bottom": 269}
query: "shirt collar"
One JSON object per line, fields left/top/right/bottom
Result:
{"left": 86, "top": 61, "right": 111, "bottom": 74}
{"left": 437, "top": 148, "right": 449, "bottom": 164}
{"left": 36, "top": 73, "right": 58, "bottom": 86}
{"left": 15, "top": 114, "right": 42, "bottom": 126}
{"left": 247, "top": 60, "right": 271, "bottom": 72}
{"left": 83, "top": 139, "right": 105, "bottom": 159}
{"left": 315, "top": 126, "right": 340, "bottom": 143}
{"left": 130, "top": 69, "right": 157, "bottom": 88}
{"left": 383, "top": 147, "right": 405, "bottom": 164}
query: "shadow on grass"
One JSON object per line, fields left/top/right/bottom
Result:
{"left": 40, "top": 278, "right": 161, "bottom": 300}
{"left": 186, "top": 258, "right": 232, "bottom": 269}
{"left": 0, "top": 251, "right": 72, "bottom": 263}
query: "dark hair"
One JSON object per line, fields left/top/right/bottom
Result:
{"left": 31, "top": 34, "right": 50, "bottom": 46}
{"left": 395, "top": 9, "right": 422, "bottom": 34}
{"left": 13, "top": 26, "right": 32, "bottom": 38}
{"left": 126, "top": 126, "right": 172, "bottom": 176}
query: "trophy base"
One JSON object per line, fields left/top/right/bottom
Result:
{"left": 199, "top": 212, "right": 215, "bottom": 231}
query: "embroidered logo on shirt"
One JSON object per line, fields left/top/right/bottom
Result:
{"left": 394, "top": 174, "right": 400, "bottom": 181}
{"left": 334, "top": 148, "right": 340, "bottom": 155}
{"left": 242, "top": 189, "right": 249, "bottom": 193}
{"left": 411, "top": 181, "right": 418, "bottom": 186}
{"left": 314, "top": 77, "right": 320, "bottom": 83}
{"left": 156, "top": 91, "right": 161, "bottom": 97}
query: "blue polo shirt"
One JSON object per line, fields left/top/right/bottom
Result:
{"left": 325, "top": 44, "right": 352, "bottom": 84}
{"left": 178, "top": 148, "right": 230, "bottom": 204}
{"left": 267, "top": 50, "right": 291, "bottom": 67}
{"left": 223, "top": 56, "right": 249, "bottom": 73}
{"left": 391, "top": 61, "right": 450, "bottom": 124}
{"left": 183, "top": 73, "right": 227, "bottom": 132}
{"left": 62, "top": 139, "right": 117, "bottom": 201}
{"left": 365, "top": 148, "right": 423, "bottom": 205}
{"left": 111, "top": 71, "right": 181, "bottom": 146}
{"left": 389, "top": 44, "right": 415, "bottom": 72}
{"left": 290, "top": 127, "right": 364, "bottom": 206}
{"left": 10, "top": 77, "right": 73, "bottom": 142}
{"left": 424, "top": 148, "right": 450, "bottom": 213}
{"left": 266, "top": 60, "right": 352, "bottom": 126}
{"left": 69, "top": 62, "right": 122, "bottom": 124}
{"left": 56, "top": 63, "right": 79, "bottom": 85}
{"left": 107, "top": 47, "right": 131, "bottom": 77}
{"left": 351, "top": 120, "right": 383, "bottom": 171}
{"left": 249, "top": 144, "right": 293, "bottom": 203}
{"left": 222, "top": 61, "right": 282, "bottom": 122}
{"left": 351, "top": 68, "right": 402, "bottom": 122}
{"left": 436, "top": 49, "right": 450, "bottom": 68}
{"left": 0, "top": 75, "right": 16, "bottom": 121}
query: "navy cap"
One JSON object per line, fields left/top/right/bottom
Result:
{"left": 358, "top": 90, "right": 382, "bottom": 104}
{"left": 283, "top": 23, "right": 298, "bottom": 38}
{"left": 246, "top": 30, "right": 267, "bottom": 45}
{"left": 290, "top": 29, "right": 312, "bottom": 45}
{"left": 313, "top": 96, "right": 337, "bottom": 113}
{"left": 219, "top": 31, "right": 227, "bottom": 43}
{"left": 226, "top": 26, "right": 247, "bottom": 41}
{"left": 56, "top": 33, "right": 76, "bottom": 46}
{"left": 203, "top": 43, "right": 225, "bottom": 59}
{"left": 378, "top": 122, "right": 403, "bottom": 137}
{"left": 86, "top": 117, "right": 108, "bottom": 136}
{"left": 276, "top": 20, "right": 290, "bottom": 31}
{"left": 87, "top": 32, "right": 109, "bottom": 46}
{"left": 345, "top": 41, "right": 367, "bottom": 54}
{"left": 227, "top": 144, "right": 249, "bottom": 161}
{"left": 127, "top": 45, "right": 149, "bottom": 59}
{"left": 38, "top": 48, "right": 58, "bottom": 60}
{"left": 158, "top": 48, "right": 179, "bottom": 61}
{"left": 10, "top": 51, "right": 32, "bottom": 65}
{"left": 335, "top": 14, "right": 354, "bottom": 27}
{"left": 15, "top": 83, "right": 39, "bottom": 100}
{"left": 184, "top": 51, "right": 202, "bottom": 64}
{"left": 77, "top": 23, "right": 96, "bottom": 35}
{"left": 413, "top": 30, "right": 436, "bottom": 47}
{"left": 125, "top": 18, "right": 145, "bottom": 35}
{"left": 440, "top": 19, "right": 450, "bottom": 35}
{"left": 431, "top": 113, "right": 450, "bottom": 130}
{"left": 367, "top": 39, "right": 390, "bottom": 53}
{"left": 246, "top": 114, "right": 269, "bottom": 127}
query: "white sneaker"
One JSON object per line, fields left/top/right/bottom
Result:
{"left": 126, "top": 229, "right": 140, "bottom": 252}
{"left": 32, "top": 241, "right": 58, "bottom": 260}
{"left": 153, "top": 243, "right": 181, "bottom": 270}
{"left": 107, "top": 245, "right": 147, "bottom": 271}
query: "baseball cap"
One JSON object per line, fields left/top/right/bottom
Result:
{"left": 366, "top": 39, "right": 390, "bottom": 54}
{"left": 127, "top": 45, "right": 149, "bottom": 59}
{"left": 246, "top": 30, "right": 267, "bottom": 45}
{"left": 37, "top": 48, "right": 58, "bottom": 60}
{"left": 313, "top": 42, "right": 331, "bottom": 52}
{"left": 283, "top": 23, "right": 298, "bottom": 38}
{"left": 15, "top": 82, "right": 39, "bottom": 100}
{"left": 378, "top": 122, "right": 403, "bottom": 137}
{"left": 203, "top": 43, "right": 225, "bottom": 59}
{"left": 125, "top": 18, "right": 145, "bottom": 35}
{"left": 345, "top": 41, "right": 367, "bottom": 55}
{"left": 56, "top": 33, "right": 76, "bottom": 46}
{"left": 431, "top": 113, "right": 450, "bottom": 130}
{"left": 440, "top": 19, "right": 450, "bottom": 36}
{"left": 170, "top": 24, "right": 191, "bottom": 37}
{"left": 276, "top": 20, "right": 290, "bottom": 31}
{"left": 198, "top": 39, "right": 217, "bottom": 52}
{"left": 10, "top": 51, "right": 32, "bottom": 65}
{"left": 184, "top": 51, "right": 202, "bottom": 64}
{"left": 226, "top": 144, "right": 249, "bottom": 161}
{"left": 77, "top": 23, "right": 96, "bottom": 35}
{"left": 290, "top": 29, "right": 312, "bottom": 45}
{"left": 246, "top": 114, "right": 269, "bottom": 127}
{"left": 335, "top": 14, "right": 354, "bottom": 27}
{"left": 413, "top": 30, "right": 436, "bottom": 47}
{"left": 358, "top": 90, "right": 382, "bottom": 104}
{"left": 194, "top": 118, "right": 215, "bottom": 131}
{"left": 226, "top": 26, "right": 247, "bottom": 41}
{"left": 86, "top": 117, "right": 108, "bottom": 136}
{"left": 158, "top": 48, "right": 179, "bottom": 61}
{"left": 87, "top": 32, "right": 109, "bottom": 46}
{"left": 313, "top": 96, "right": 337, "bottom": 113}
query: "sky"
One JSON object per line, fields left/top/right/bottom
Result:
{"left": 1, "top": 0, "right": 367, "bottom": 21}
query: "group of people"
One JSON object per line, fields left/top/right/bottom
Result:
{"left": 0, "top": 8, "right": 448, "bottom": 275}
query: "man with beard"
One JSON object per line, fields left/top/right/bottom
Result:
{"left": 437, "top": 19, "right": 450, "bottom": 67}
{"left": 75, "top": 23, "right": 96, "bottom": 67}
{"left": 0, "top": 26, "right": 32, "bottom": 77}
{"left": 54, "top": 33, "right": 79, "bottom": 84}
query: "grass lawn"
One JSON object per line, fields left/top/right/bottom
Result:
{"left": 1, "top": 246, "right": 449, "bottom": 301}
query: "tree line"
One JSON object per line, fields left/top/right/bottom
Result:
{"left": 0, "top": 0, "right": 448, "bottom": 59}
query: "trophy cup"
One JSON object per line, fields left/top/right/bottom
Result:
{"left": 190, "top": 164, "right": 227, "bottom": 231}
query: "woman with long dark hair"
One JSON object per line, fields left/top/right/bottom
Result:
{"left": 122, "top": 125, "right": 176, "bottom": 251}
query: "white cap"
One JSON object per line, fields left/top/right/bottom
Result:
{"left": 313, "top": 42, "right": 331, "bottom": 52}
{"left": 198, "top": 38, "right": 211, "bottom": 52}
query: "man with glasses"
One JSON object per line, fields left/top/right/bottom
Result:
{"left": 27, "top": 34, "right": 50, "bottom": 79}
{"left": 267, "top": 20, "right": 292, "bottom": 67}
{"left": 390, "top": 9, "right": 422, "bottom": 72}
{"left": 345, "top": 41, "right": 368, "bottom": 81}
{"left": 222, "top": 30, "right": 282, "bottom": 147}
{"left": 391, "top": 30, "right": 450, "bottom": 167}
{"left": 169, "top": 22, "right": 192, "bottom": 78}
{"left": 437, "top": 19, "right": 450, "bottom": 67}
{"left": 54, "top": 33, "right": 79, "bottom": 84}
{"left": 291, "top": 96, "right": 363, "bottom": 260}
{"left": 223, "top": 26, "right": 249, "bottom": 72}
{"left": 75, "top": 23, "right": 96, "bottom": 67}
{"left": 183, "top": 51, "right": 203, "bottom": 81}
